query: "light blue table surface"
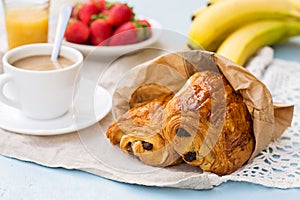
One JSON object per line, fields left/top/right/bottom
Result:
{"left": 1, "top": 0, "right": 300, "bottom": 199}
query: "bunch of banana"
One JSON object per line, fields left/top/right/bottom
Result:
{"left": 187, "top": 0, "right": 300, "bottom": 66}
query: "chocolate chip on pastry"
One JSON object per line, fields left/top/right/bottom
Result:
{"left": 162, "top": 71, "right": 255, "bottom": 175}
{"left": 106, "top": 93, "right": 182, "bottom": 167}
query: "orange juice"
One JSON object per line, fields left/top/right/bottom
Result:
{"left": 5, "top": 8, "right": 49, "bottom": 49}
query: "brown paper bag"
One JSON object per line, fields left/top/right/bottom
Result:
{"left": 112, "top": 50, "right": 294, "bottom": 160}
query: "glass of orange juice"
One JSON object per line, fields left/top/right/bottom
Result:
{"left": 3, "top": 0, "right": 49, "bottom": 50}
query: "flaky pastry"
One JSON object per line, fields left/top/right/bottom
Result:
{"left": 162, "top": 71, "right": 254, "bottom": 175}
{"left": 106, "top": 70, "right": 255, "bottom": 175}
{"left": 106, "top": 93, "right": 182, "bottom": 167}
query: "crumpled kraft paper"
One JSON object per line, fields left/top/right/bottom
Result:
{"left": 0, "top": 49, "right": 295, "bottom": 190}
{"left": 112, "top": 50, "right": 294, "bottom": 160}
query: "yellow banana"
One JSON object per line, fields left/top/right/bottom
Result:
{"left": 216, "top": 20, "right": 300, "bottom": 66}
{"left": 291, "top": 0, "right": 300, "bottom": 11}
{"left": 188, "top": 0, "right": 300, "bottom": 52}
{"left": 191, "top": 0, "right": 227, "bottom": 21}
{"left": 208, "top": 0, "right": 226, "bottom": 5}
{"left": 191, "top": 6, "right": 208, "bottom": 21}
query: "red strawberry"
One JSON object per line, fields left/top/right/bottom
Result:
{"left": 101, "top": 8, "right": 110, "bottom": 17}
{"left": 138, "top": 19, "right": 151, "bottom": 28}
{"left": 65, "top": 19, "right": 90, "bottom": 44}
{"left": 137, "top": 19, "right": 152, "bottom": 38}
{"left": 91, "top": 0, "right": 106, "bottom": 11}
{"left": 90, "top": 7, "right": 110, "bottom": 21}
{"left": 90, "top": 19, "right": 113, "bottom": 46}
{"left": 109, "top": 20, "right": 150, "bottom": 46}
{"left": 71, "top": 3, "right": 82, "bottom": 18}
{"left": 78, "top": 2, "right": 100, "bottom": 24}
{"left": 106, "top": 3, "right": 134, "bottom": 26}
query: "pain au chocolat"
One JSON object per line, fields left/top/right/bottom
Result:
{"left": 162, "top": 71, "right": 254, "bottom": 175}
{"left": 106, "top": 70, "right": 255, "bottom": 175}
{"left": 106, "top": 93, "right": 182, "bottom": 167}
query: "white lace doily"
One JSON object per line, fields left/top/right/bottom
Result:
{"left": 223, "top": 56, "right": 300, "bottom": 189}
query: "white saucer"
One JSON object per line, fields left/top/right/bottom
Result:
{"left": 0, "top": 79, "right": 112, "bottom": 135}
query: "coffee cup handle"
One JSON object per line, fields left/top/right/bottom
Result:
{"left": 0, "top": 74, "right": 19, "bottom": 108}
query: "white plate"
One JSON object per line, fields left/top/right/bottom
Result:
{"left": 0, "top": 79, "right": 112, "bottom": 135}
{"left": 62, "top": 17, "right": 162, "bottom": 59}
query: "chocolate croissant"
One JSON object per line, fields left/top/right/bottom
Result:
{"left": 162, "top": 71, "right": 255, "bottom": 175}
{"left": 106, "top": 93, "right": 182, "bottom": 167}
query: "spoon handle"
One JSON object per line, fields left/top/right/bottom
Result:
{"left": 51, "top": 5, "right": 72, "bottom": 61}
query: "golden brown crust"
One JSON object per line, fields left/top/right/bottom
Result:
{"left": 129, "top": 83, "right": 173, "bottom": 109}
{"left": 162, "top": 71, "right": 254, "bottom": 175}
{"left": 106, "top": 93, "right": 182, "bottom": 167}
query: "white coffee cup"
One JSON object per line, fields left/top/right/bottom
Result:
{"left": 0, "top": 43, "right": 83, "bottom": 120}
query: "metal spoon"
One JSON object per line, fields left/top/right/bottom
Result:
{"left": 51, "top": 5, "right": 72, "bottom": 66}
